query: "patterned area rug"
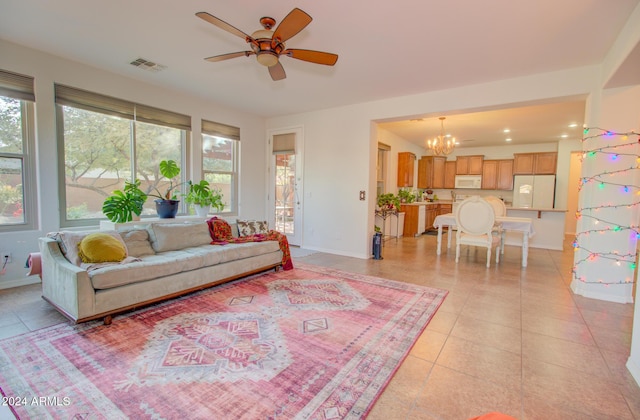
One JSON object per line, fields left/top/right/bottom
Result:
{"left": 0, "top": 263, "right": 447, "bottom": 419}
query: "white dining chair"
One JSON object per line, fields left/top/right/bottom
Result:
{"left": 454, "top": 196, "right": 502, "bottom": 268}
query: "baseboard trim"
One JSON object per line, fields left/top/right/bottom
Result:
{"left": 570, "top": 279, "right": 634, "bottom": 304}
{"left": 0, "top": 276, "right": 41, "bottom": 290}
{"left": 626, "top": 357, "right": 640, "bottom": 387}
{"left": 301, "top": 246, "right": 368, "bottom": 260}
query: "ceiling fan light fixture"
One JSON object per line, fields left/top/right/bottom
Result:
{"left": 256, "top": 51, "right": 279, "bottom": 67}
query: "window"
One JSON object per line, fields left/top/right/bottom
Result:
{"left": 55, "top": 85, "right": 191, "bottom": 226}
{"left": 201, "top": 119, "right": 239, "bottom": 214}
{"left": 377, "top": 142, "right": 390, "bottom": 197}
{"left": 0, "top": 70, "right": 36, "bottom": 231}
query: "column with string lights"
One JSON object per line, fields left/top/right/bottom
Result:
{"left": 571, "top": 127, "right": 640, "bottom": 301}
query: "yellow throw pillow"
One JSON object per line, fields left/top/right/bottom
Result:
{"left": 78, "top": 233, "right": 127, "bottom": 263}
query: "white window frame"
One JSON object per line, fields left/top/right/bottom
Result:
{"left": 201, "top": 119, "right": 240, "bottom": 215}
{"left": 0, "top": 70, "right": 37, "bottom": 232}
{"left": 55, "top": 84, "right": 191, "bottom": 227}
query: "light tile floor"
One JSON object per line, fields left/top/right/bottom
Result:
{"left": 0, "top": 233, "right": 638, "bottom": 419}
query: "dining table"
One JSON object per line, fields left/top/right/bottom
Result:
{"left": 432, "top": 213, "right": 536, "bottom": 267}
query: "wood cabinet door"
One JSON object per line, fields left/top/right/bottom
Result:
{"left": 456, "top": 155, "right": 484, "bottom": 174}
{"left": 438, "top": 203, "right": 452, "bottom": 215}
{"left": 513, "top": 153, "right": 534, "bottom": 174}
{"left": 481, "top": 160, "right": 498, "bottom": 189}
{"left": 425, "top": 206, "right": 437, "bottom": 231}
{"left": 455, "top": 156, "right": 469, "bottom": 175}
{"left": 534, "top": 152, "right": 557, "bottom": 174}
{"left": 400, "top": 204, "right": 418, "bottom": 237}
{"left": 468, "top": 155, "right": 484, "bottom": 174}
{"left": 417, "top": 156, "right": 432, "bottom": 189}
{"left": 444, "top": 161, "right": 456, "bottom": 189}
{"left": 397, "top": 152, "right": 415, "bottom": 187}
{"left": 497, "top": 159, "right": 514, "bottom": 190}
{"left": 432, "top": 157, "right": 446, "bottom": 189}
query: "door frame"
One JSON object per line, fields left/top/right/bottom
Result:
{"left": 267, "top": 126, "right": 304, "bottom": 246}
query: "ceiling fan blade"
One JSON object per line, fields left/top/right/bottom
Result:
{"left": 204, "top": 51, "right": 253, "bottom": 62}
{"left": 284, "top": 49, "right": 339, "bottom": 66}
{"left": 268, "top": 62, "right": 286, "bottom": 81}
{"left": 196, "top": 12, "right": 252, "bottom": 41}
{"left": 272, "top": 8, "right": 312, "bottom": 43}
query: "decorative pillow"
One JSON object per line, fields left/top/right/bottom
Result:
{"left": 78, "top": 232, "right": 127, "bottom": 263}
{"left": 236, "top": 219, "right": 269, "bottom": 237}
{"left": 117, "top": 227, "right": 155, "bottom": 258}
{"left": 147, "top": 222, "right": 212, "bottom": 253}
{"left": 48, "top": 230, "right": 123, "bottom": 266}
{"left": 207, "top": 217, "right": 233, "bottom": 241}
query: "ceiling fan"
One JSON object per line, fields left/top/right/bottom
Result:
{"left": 196, "top": 8, "right": 338, "bottom": 81}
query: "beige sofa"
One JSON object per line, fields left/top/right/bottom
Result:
{"left": 39, "top": 221, "right": 283, "bottom": 324}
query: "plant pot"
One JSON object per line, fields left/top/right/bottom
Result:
{"left": 194, "top": 204, "right": 211, "bottom": 218}
{"left": 155, "top": 199, "right": 180, "bottom": 218}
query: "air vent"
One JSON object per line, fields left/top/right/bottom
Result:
{"left": 129, "top": 58, "right": 167, "bottom": 73}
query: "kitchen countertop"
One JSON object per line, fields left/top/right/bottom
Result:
{"left": 507, "top": 207, "right": 567, "bottom": 212}
{"left": 403, "top": 200, "right": 453, "bottom": 206}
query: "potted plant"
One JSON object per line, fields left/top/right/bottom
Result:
{"left": 148, "top": 159, "right": 184, "bottom": 218}
{"left": 376, "top": 193, "right": 400, "bottom": 213}
{"left": 183, "top": 180, "right": 224, "bottom": 217}
{"left": 397, "top": 188, "right": 416, "bottom": 203}
{"left": 102, "top": 179, "right": 148, "bottom": 223}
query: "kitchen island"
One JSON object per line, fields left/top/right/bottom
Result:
{"left": 505, "top": 207, "right": 567, "bottom": 250}
{"left": 401, "top": 201, "right": 452, "bottom": 237}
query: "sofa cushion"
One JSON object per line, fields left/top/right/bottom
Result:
{"left": 117, "top": 227, "right": 155, "bottom": 257}
{"left": 236, "top": 219, "right": 269, "bottom": 237}
{"left": 47, "top": 230, "right": 124, "bottom": 266}
{"left": 147, "top": 222, "right": 211, "bottom": 253}
{"left": 78, "top": 233, "right": 127, "bottom": 263}
{"left": 89, "top": 241, "right": 280, "bottom": 290}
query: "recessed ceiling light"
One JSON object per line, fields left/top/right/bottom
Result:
{"left": 505, "top": 138, "right": 512, "bottom": 142}
{"left": 561, "top": 134, "right": 569, "bottom": 138}
{"left": 503, "top": 129, "right": 510, "bottom": 133}
{"left": 568, "top": 123, "right": 578, "bottom": 128}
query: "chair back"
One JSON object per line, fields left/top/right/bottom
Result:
{"left": 454, "top": 196, "right": 496, "bottom": 235}
{"left": 484, "top": 196, "right": 506, "bottom": 217}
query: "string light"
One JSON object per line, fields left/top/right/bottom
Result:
{"left": 572, "top": 127, "right": 640, "bottom": 285}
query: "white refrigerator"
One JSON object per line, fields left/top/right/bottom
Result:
{"left": 512, "top": 175, "right": 556, "bottom": 208}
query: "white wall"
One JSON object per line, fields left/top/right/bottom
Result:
{"left": 267, "top": 65, "right": 599, "bottom": 259}
{"left": 0, "top": 40, "right": 267, "bottom": 288}
{"left": 376, "top": 127, "right": 426, "bottom": 195}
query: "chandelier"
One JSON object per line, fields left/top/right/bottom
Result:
{"left": 426, "top": 117, "right": 456, "bottom": 155}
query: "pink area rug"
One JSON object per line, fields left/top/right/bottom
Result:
{"left": 0, "top": 263, "right": 447, "bottom": 419}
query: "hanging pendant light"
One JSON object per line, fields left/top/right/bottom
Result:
{"left": 427, "top": 117, "right": 456, "bottom": 155}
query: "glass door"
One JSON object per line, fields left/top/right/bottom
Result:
{"left": 269, "top": 128, "right": 303, "bottom": 245}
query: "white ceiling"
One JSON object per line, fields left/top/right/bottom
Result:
{"left": 1, "top": 0, "right": 639, "bottom": 147}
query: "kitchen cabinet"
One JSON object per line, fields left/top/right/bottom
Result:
{"left": 513, "top": 152, "right": 557, "bottom": 175}
{"left": 397, "top": 152, "right": 416, "bottom": 187}
{"left": 455, "top": 155, "right": 484, "bottom": 175}
{"left": 444, "top": 161, "right": 456, "bottom": 189}
{"left": 497, "top": 159, "right": 514, "bottom": 190}
{"left": 438, "top": 203, "right": 452, "bottom": 215}
{"left": 481, "top": 160, "right": 498, "bottom": 189}
{"left": 482, "top": 159, "right": 514, "bottom": 190}
{"left": 401, "top": 203, "right": 425, "bottom": 237}
{"left": 417, "top": 156, "right": 445, "bottom": 189}
{"left": 403, "top": 202, "right": 453, "bottom": 235}
{"left": 425, "top": 205, "right": 438, "bottom": 231}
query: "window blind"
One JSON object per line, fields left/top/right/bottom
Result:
{"left": 54, "top": 84, "right": 191, "bottom": 130}
{"left": 272, "top": 133, "right": 296, "bottom": 154}
{"left": 201, "top": 119, "right": 240, "bottom": 141}
{"left": 0, "top": 69, "right": 35, "bottom": 102}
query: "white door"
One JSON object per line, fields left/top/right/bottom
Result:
{"left": 269, "top": 128, "right": 303, "bottom": 246}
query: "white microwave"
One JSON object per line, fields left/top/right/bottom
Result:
{"left": 454, "top": 175, "right": 482, "bottom": 189}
